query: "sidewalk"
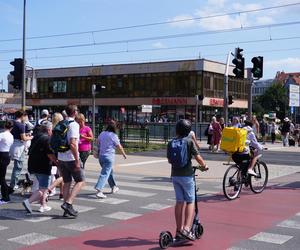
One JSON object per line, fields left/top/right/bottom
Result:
{"left": 21, "top": 172, "right": 300, "bottom": 250}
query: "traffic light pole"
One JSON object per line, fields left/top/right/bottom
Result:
{"left": 224, "top": 51, "right": 231, "bottom": 126}
{"left": 247, "top": 68, "right": 254, "bottom": 120}
{"left": 22, "top": 0, "right": 26, "bottom": 110}
{"left": 195, "top": 95, "right": 199, "bottom": 138}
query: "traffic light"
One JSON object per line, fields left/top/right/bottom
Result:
{"left": 232, "top": 48, "right": 245, "bottom": 78}
{"left": 228, "top": 95, "right": 234, "bottom": 105}
{"left": 9, "top": 58, "right": 23, "bottom": 90}
{"left": 251, "top": 56, "right": 263, "bottom": 79}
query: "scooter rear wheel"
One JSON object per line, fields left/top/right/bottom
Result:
{"left": 159, "top": 231, "right": 173, "bottom": 249}
{"left": 195, "top": 223, "right": 204, "bottom": 239}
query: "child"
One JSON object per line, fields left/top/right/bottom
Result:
{"left": 167, "top": 119, "right": 208, "bottom": 241}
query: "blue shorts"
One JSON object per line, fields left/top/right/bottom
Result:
{"left": 34, "top": 173, "right": 51, "bottom": 189}
{"left": 172, "top": 176, "right": 195, "bottom": 203}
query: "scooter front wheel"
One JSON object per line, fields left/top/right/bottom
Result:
{"left": 195, "top": 223, "right": 204, "bottom": 239}
{"left": 159, "top": 231, "right": 173, "bottom": 249}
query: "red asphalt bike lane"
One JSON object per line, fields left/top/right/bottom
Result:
{"left": 21, "top": 173, "right": 300, "bottom": 250}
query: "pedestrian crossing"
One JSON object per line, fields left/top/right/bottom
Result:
{"left": 228, "top": 213, "right": 300, "bottom": 250}
{"left": 0, "top": 170, "right": 175, "bottom": 248}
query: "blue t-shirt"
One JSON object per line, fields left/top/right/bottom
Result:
{"left": 11, "top": 121, "right": 25, "bottom": 140}
{"left": 98, "top": 131, "right": 120, "bottom": 157}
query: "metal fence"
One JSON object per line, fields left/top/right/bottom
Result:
{"left": 95, "top": 122, "right": 209, "bottom": 144}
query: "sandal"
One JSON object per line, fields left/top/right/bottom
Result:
{"left": 180, "top": 229, "right": 196, "bottom": 241}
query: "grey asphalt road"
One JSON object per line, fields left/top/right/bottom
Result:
{"left": 0, "top": 144, "right": 299, "bottom": 250}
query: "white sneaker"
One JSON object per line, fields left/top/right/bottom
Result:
{"left": 111, "top": 186, "right": 119, "bottom": 194}
{"left": 96, "top": 191, "right": 107, "bottom": 199}
{"left": 22, "top": 199, "right": 32, "bottom": 213}
{"left": 38, "top": 206, "right": 52, "bottom": 213}
{"left": 248, "top": 169, "right": 258, "bottom": 176}
{"left": 49, "top": 189, "right": 56, "bottom": 197}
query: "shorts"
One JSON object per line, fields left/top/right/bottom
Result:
{"left": 59, "top": 160, "right": 85, "bottom": 183}
{"left": 34, "top": 173, "right": 51, "bottom": 189}
{"left": 172, "top": 176, "right": 195, "bottom": 203}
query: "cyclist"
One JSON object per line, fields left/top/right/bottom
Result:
{"left": 232, "top": 120, "right": 263, "bottom": 176}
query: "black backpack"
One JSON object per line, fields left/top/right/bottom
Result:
{"left": 50, "top": 120, "right": 74, "bottom": 153}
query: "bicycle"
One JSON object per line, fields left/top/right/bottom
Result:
{"left": 222, "top": 149, "right": 268, "bottom": 200}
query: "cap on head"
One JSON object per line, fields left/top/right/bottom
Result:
{"left": 41, "top": 109, "right": 49, "bottom": 116}
{"left": 284, "top": 117, "right": 289, "bottom": 122}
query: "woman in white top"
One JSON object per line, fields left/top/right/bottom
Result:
{"left": 0, "top": 121, "right": 14, "bottom": 204}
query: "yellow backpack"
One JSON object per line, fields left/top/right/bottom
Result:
{"left": 220, "top": 127, "right": 247, "bottom": 153}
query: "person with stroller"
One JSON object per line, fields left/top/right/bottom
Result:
{"left": 167, "top": 119, "right": 208, "bottom": 241}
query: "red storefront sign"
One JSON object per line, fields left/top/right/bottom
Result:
{"left": 152, "top": 98, "right": 188, "bottom": 105}
{"left": 209, "top": 98, "right": 224, "bottom": 107}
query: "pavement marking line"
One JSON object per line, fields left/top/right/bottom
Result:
{"left": 277, "top": 220, "right": 300, "bottom": 230}
{"left": 141, "top": 203, "right": 171, "bottom": 210}
{"left": 84, "top": 177, "right": 173, "bottom": 191}
{"left": 82, "top": 185, "right": 156, "bottom": 197}
{"left": 117, "top": 159, "right": 168, "bottom": 167}
{"left": 227, "top": 247, "right": 250, "bottom": 250}
{"left": 31, "top": 200, "right": 95, "bottom": 213}
{"left": 59, "top": 222, "right": 103, "bottom": 232}
{"left": 103, "top": 211, "right": 141, "bottom": 220}
{"left": 78, "top": 196, "right": 129, "bottom": 205}
{"left": 249, "top": 232, "right": 293, "bottom": 244}
{"left": 0, "top": 225, "right": 8, "bottom": 230}
{"left": 7, "top": 232, "right": 56, "bottom": 246}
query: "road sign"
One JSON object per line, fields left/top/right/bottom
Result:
{"left": 141, "top": 105, "right": 152, "bottom": 113}
{"left": 289, "top": 84, "right": 300, "bottom": 107}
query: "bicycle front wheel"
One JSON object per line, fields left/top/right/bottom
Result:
{"left": 250, "top": 161, "right": 268, "bottom": 193}
{"left": 223, "top": 164, "right": 242, "bottom": 200}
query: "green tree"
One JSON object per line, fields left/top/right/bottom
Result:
{"left": 254, "top": 82, "right": 288, "bottom": 120}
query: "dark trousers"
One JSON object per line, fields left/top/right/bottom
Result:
{"left": 79, "top": 151, "right": 90, "bottom": 169}
{"left": 271, "top": 133, "right": 276, "bottom": 143}
{"left": 0, "top": 152, "right": 12, "bottom": 201}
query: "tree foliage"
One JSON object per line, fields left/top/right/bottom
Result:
{"left": 253, "top": 82, "right": 288, "bottom": 120}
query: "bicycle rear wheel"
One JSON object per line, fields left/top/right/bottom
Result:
{"left": 223, "top": 164, "right": 242, "bottom": 200}
{"left": 250, "top": 161, "right": 268, "bottom": 193}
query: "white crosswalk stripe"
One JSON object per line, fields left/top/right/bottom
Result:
{"left": 78, "top": 196, "right": 129, "bottom": 205}
{"left": 82, "top": 185, "right": 156, "bottom": 197}
{"left": 84, "top": 177, "right": 173, "bottom": 191}
{"left": 103, "top": 211, "right": 141, "bottom": 220}
{"left": 249, "top": 232, "right": 293, "bottom": 244}
{"left": 141, "top": 203, "right": 171, "bottom": 210}
{"left": 60, "top": 222, "right": 103, "bottom": 231}
{"left": 0, "top": 225, "right": 8, "bottom": 230}
{"left": 8, "top": 232, "right": 56, "bottom": 246}
{"left": 277, "top": 219, "right": 300, "bottom": 230}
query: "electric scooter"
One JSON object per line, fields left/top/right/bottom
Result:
{"left": 159, "top": 166, "right": 204, "bottom": 249}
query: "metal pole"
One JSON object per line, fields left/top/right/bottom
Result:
{"left": 195, "top": 95, "right": 199, "bottom": 138}
{"left": 92, "top": 84, "right": 96, "bottom": 137}
{"left": 224, "top": 51, "right": 231, "bottom": 126}
{"left": 247, "top": 68, "right": 253, "bottom": 120}
{"left": 22, "top": 0, "right": 26, "bottom": 110}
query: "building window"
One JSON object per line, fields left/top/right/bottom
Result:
{"left": 53, "top": 81, "right": 67, "bottom": 93}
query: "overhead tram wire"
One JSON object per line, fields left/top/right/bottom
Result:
{"left": 1, "top": 20, "right": 300, "bottom": 54}
{"left": 0, "top": 2, "right": 300, "bottom": 43}
{"left": 1, "top": 34, "right": 300, "bottom": 62}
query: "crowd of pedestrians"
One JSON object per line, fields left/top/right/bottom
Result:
{"left": 0, "top": 104, "right": 127, "bottom": 217}
{"left": 205, "top": 115, "right": 300, "bottom": 152}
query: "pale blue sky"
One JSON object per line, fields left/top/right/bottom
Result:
{"left": 1, "top": 0, "right": 300, "bottom": 90}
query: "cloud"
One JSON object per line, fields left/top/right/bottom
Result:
{"left": 168, "top": 14, "right": 196, "bottom": 28}
{"left": 152, "top": 42, "right": 167, "bottom": 49}
{"left": 265, "top": 57, "right": 300, "bottom": 73}
{"left": 168, "top": 0, "right": 297, "bottom": 30}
